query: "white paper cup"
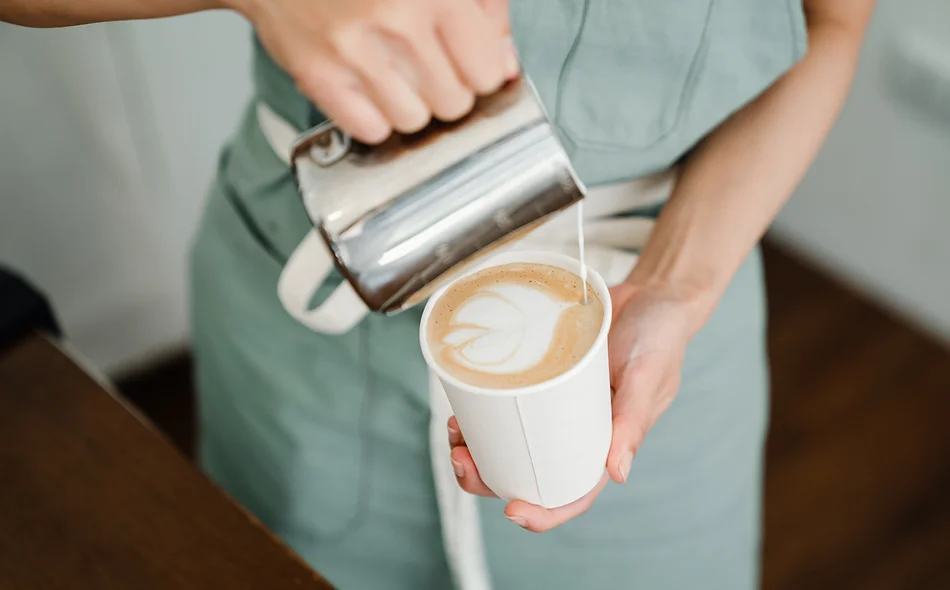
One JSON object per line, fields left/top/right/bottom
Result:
{"left": 419, "top": 250, "right": 612, "bottom": 509}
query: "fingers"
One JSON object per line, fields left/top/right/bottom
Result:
{"left": 406, "top": 31, "right": 476, "bottom": 122}
{"left": 450, "top": 445, "right": 497, "bottom": 498}
{"left": 448, "top": 415, "right": 609, "bottom": 531}
{"left": 505, "top": 472, "right": 609, "bottom": 533}
{"left": 475, "top": 0, "right": 519, "bottom": 79}
{"left": 502, "top": 37, "right": 520, "bottom": 80}
{"left": 288, "top": 0, "right": 511, "bottom": 143}
{"left": 447, "top": 415, "right": 464, "bottom": 447}
{"left": 476, "top": 0, "right": 510, "bottom": 31}
{"left": 336, "top": 29, "right": 432, "bottom": 135}
{"left": 448, "top": 416, "right": 496, "bottom": 497}
{"left": 436, "top": 0, "right": 510, "bottom": 94}
{"left": 296, "top": 57, "right": 392, "bottom": 144}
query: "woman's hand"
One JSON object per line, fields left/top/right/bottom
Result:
{"left": 229, "top": 0, "right": 518, "bottom": 144}
{"left": 448, "top": 278, "right": 705, "bottom": 533}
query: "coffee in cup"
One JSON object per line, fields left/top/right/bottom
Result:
{"left": 426, "top": 262, "right": 604, "bottom": 389}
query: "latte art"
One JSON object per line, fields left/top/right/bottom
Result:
{"left": 442, "top": 283, "right": 575, "bottom": 374}
{"left": 427, "top": 263, "right": 604, "bottom": 389}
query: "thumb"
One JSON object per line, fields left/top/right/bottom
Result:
{"left": 605, "top": 366, "right": 657, "bottom": 484}
{"left": 606, "top": 411, "right": 649, "bottom": 484}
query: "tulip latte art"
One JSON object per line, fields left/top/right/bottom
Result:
{"left": 427, "top": 262, "right": 603, "bottom": 389}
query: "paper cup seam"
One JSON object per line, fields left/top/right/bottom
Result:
{"left": 514, "top": 395, "right": 544, "bottom": 506}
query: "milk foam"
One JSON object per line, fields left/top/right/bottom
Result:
{"left": 427, "top": 262, "right": 604, "bottom": 389}
{"left": 440, "top": 283, "right": 575, "bottom": 374}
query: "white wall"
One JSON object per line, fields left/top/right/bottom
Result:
{"left": 771, "top": 0, "right": 950, "bottom": 343}
{"left": 0, "top": 13, "right": 252, "bottom": 374}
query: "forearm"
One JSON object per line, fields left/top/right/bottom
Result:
{"left": 1, "top": 0, "right": 222, "bottom": 27}
{"left": 629, "top": 4, "right": 874, "bottom": 332}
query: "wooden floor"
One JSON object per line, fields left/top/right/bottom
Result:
{"left": 762, "top": 244, "right": 950, "bottom": 590}
{"left": 118, "top": 242, "right": 950, "bottom": 590}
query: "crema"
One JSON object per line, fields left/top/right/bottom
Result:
{"left": 426, "top": 262, "right": 604, "bottom": 389}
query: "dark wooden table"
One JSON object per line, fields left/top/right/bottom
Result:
{"left": 0, "top": 334, "right": 334, "bottom": 590}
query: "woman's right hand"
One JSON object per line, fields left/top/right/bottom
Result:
{"left": 229, "top": 0, "right": 518, "bottom": 144}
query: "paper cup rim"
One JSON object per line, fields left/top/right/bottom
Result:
{"left": 419, "top": 250, "right": 612, "bottom": 397}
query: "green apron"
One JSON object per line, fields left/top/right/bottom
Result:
{"left": 191, "top": 1, "right": 806, "bottom": 587}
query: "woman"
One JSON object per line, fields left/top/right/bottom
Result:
{"left": 4, "top": 0, "right": 875, "bottom": 588}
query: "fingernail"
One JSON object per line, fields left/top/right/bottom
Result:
{"left": 452, "top": 459, "right": 465, "bottom": 479}
{"left": 448, "top": 426, "right": 460, "bottom": 445}
{"left": 505, "top": 38, "right": 520, "bottom": 78}
{"left": 619, "top": 450, "right": 633, "bottom": 483}
{"left": 507, "top": 515, "right": 528, "bottom": 528}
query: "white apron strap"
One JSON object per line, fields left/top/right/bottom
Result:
{"left": 428, "top": 372, "right": 493, "bottom": 590}
{"left": 260, "top": 102, "right": 371, "bottom": 334}
{"left": 256, "top": 102, "right": 298, "bottom": 166}
{"left": 276, "top": 229, "right": 369, "bottom": 335}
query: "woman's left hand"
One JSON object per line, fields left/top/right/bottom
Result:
{"left": 448, "top": 278, "right": 705, "bottom": 532}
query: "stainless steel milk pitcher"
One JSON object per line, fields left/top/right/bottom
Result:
{"left": 289, "top": 76, "right": 585, "bottom": 315}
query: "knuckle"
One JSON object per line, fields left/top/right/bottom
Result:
{"left": 432, "top": 0, "right": 462, "bottom": 20}
{"left": 328, "top": 25, "right": 367, "bottom": 63}
{"left": 291, "top": 70, "right": 323, "bottom": 101}
{"left": 374, "top": 1, "right": 430, "bottom": 41}
{"left": 291, "top": 52, "right": 333, "bottom": 85}
{"left": 628, "top": 421, "right": 649, "bottom": 448}
{"left": 378, "top": 12, "right": 425, "bottom": 42}
{"left": 621, "top": 363, "right": 658, "bottom": 396}
{"left": 614, "top": 413, "right": 648, "bottom": 447}
{"left": 294, "top": 70, "right": 346, "bottom": 114}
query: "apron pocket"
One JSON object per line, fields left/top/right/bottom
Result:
{"left": 556, "top": 0, "right": 715, "bottom": 150}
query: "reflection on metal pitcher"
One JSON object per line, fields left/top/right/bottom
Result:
{"left": 290, "top": 77, "right": 586, "bottom": 315}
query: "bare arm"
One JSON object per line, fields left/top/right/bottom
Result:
{"left": 628, "top": 0, "right": 878, "bottom": 331}
{"left": 0, "top": 0, "right": 222, "bottom": 27}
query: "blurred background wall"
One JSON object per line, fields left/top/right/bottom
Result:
{"left": 0, "top": 12, "right": 251, "bottom": 373}
{"left": 1, "top": 0, "right": 948, "bottom": 374}
{"left": 771, "top": 0, "right": 950, "bottom": 343}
